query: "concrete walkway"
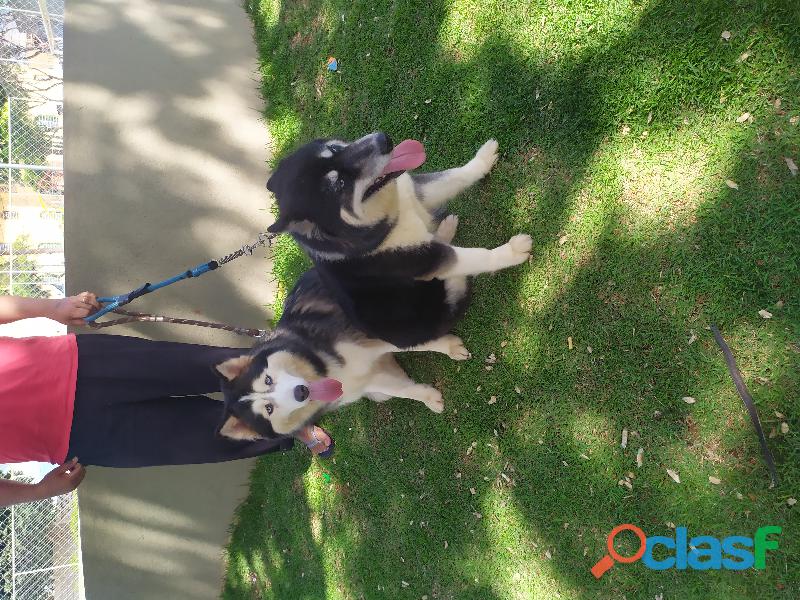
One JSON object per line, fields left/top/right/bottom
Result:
{"left": 64, "top": 1, "right": 273, "bottom": 597}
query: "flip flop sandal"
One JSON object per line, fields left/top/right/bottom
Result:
{"left": 304, "top": 427, "right": 335, "bottom": 459}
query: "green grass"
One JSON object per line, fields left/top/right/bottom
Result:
{"left": 224, "top": 1, "right": 799, "bottom": 598}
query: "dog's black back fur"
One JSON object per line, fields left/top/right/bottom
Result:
{"left": 316, "top": 248, "right": 469, "bottom": 348}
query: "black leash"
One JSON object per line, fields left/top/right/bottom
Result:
{"left": 710, "top": 323, "right": 779, "bottom": 488}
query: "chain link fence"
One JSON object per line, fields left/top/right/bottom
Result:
{"left": 1, "top": 0, "right": 65, "bottom": 300}
{"left": 1, "top": 473, "right": 84, "bottom": 600}
{"left": 1, "top": 1, "right": 82, "bottom": 598}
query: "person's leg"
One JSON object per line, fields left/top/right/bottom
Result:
{"left": 68, "top": 392, "right": 293, "bottom": 468}
{"left": 75, "top": 333, "right": 250, "bottom": 400}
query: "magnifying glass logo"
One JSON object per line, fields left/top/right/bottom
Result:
{"left": 591, "top": 524, "right": 647, "bottom": 579}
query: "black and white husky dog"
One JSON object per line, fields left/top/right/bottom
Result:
{"left": 265, "top": 133, "right": 532, "bottom": 347}
{"left": 214, "top": 268, "right": 472, "bottom": 441}
{"left": 215, "top": 134, "right": 531, "bottom": 441}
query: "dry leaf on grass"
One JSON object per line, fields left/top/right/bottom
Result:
{"left": 558, "top": 235, "right": 568, "bottom": 246}
{"left": 725, "top": 179, "right": 739, "bottom": 189}
{"left": 788, "top": 498, "right": 797, "bottom": 507}
{"left": 485, "top": 353, "right": 497, "bottom": 364}
{"left": 636, "top": 448, "right": 644, "bottom": 468}
{"left": 488, "top": 396, "right": 497, "bottom": 405}
{"left": 709, "top": 476, "right": 722, "bottom": 485}
{"left": 514, "top": 386, "right": 522, "bottom": 394}
{"left": 401, "top": 581, "right": 410, "bottom": 588}
{"left": 688, "top": 331, "right": 697, "bottom": 345}
{"left": 469, "top": 487, "right": 476, "bottom": 495}
{"left": 621, "top": 428, "right": 628, "bottom": 449}
{"left": 667, "top": 469, "right": 681, "bottom": 483}
{"left": 791, "top": 116, "right": 799, "bottom": 125}
{"left": 736, "top": 112, "right": 751, "bottom": 123}
{"left": 737, "top": 51, "right": 751, "bottom": 62}
{"left": 736, "top": 492, "right": 744, "bottom": 500}
{"left": 721, "top": 30, "right": 732, "bottom": 41}
{"left": 759, "top": 309, "right": 773, "bottom": 319}
{"left": 568, "top": 336, "right": 573, "bottom": 350}
{"left": 775, "top": 411, "right": 786, "bottom": 419}
{"left": 683, "top": 396, "right": 696, "bottom": 404}
{"left": 544, "top": 550, "right": 552, "bottom": 560}
{"left": 781, "top": 422, "right": 789, "bottom": 434}
{"left": 785, "top": 157, "right": 798, "bottom": 177}
{"left": 618, "top": 479, "right": 633, "bottom": 490}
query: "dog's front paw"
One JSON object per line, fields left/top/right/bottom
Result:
{"left": 435, "top": 214, "right": 459, "bottom": 244}
{"left": 442, "top": 334, "right": 471, "bottom": 360}
{"left": 470, "top": 139, "right": 499, "bottom": 178}
{"left": 419, "top": 386, "right": 444, "bottom": 413}
{"left": 507, "top": 234, "right": 533, "bottom": 266}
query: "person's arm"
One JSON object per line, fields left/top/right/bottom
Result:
{"left": 0, "top": 459, "right": 86, "bottom": 508}
{"left": 0, "top": 292, "right": 99, "bottom": 326}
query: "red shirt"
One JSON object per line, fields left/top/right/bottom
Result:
{"left": 0, "top": 334, "right": 77, "bottom": 464}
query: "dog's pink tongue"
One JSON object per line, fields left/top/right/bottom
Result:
{"left": 381, "top": 139, "right": 426, "bottom": 175}
{"left": 308, "top": 378, "right": 343, "bottom": 402}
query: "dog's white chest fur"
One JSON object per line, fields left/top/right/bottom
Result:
{"left": 372, "top": 174, "right": 434, "bottom": 252}
{"left": 324, "top": 341, "right": 386, "bottom": 406}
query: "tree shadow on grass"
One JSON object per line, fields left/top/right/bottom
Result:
{"left": 230, "top": 0, "right": 800, "bottom": 598}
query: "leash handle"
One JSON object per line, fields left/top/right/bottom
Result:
{"left": 85, "top": 262, "right": 217, "bottom": 323}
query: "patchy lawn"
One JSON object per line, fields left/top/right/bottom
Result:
{"left": 224, "top": 1, "right": 799, "bottom": 598}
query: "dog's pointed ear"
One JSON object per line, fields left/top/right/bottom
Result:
{"left": 213, "top": 355, "right": 252, "bottom": 381}
{"left": 267, "top": 215, "right": 290, "bottom": 234}
{"left": 217, "top": 414, "right": 263, "bottom": 441}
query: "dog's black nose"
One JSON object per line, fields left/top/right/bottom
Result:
{"left": 376, "top": 132, "right": 392, "bottom": 154}
{"left": 294, "top": 385, "right": 310, "bottom": 402}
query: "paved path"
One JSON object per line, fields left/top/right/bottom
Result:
{"left": 64, "top": 1, "right": 273, "bottom": 597}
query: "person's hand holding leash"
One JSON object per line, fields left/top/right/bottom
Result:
{"left": 51, "top": 292, "right": 100, "bottom": 325}
{"left": 0, "top": 292, "right": 99, "bottom": 325}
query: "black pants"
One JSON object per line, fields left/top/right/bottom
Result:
{"left": 66, "top": 334, "right": 292, "bottom": 467}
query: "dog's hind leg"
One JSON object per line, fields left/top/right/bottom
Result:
{"left": 365, "top": 355, "right": 444, "bottom": 413}
{"left": 412, "top": 139, "right": 499, "bottom": 209}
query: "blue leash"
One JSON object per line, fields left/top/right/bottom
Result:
{"left": 86, "top": 232, "right": 276, "bottom": 323}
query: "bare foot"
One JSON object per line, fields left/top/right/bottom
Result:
{"left": 296, "top": 425, "right": 333, "bottom": 456}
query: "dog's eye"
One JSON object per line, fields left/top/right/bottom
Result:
{"left": 265, "top": 403, "right": 273, "bottom": 415}
{"left": 327, "top": 145, "right": 341, "bottom": 155}
{"left": 265, "top": 375, "right": 273, "bottom": 385}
